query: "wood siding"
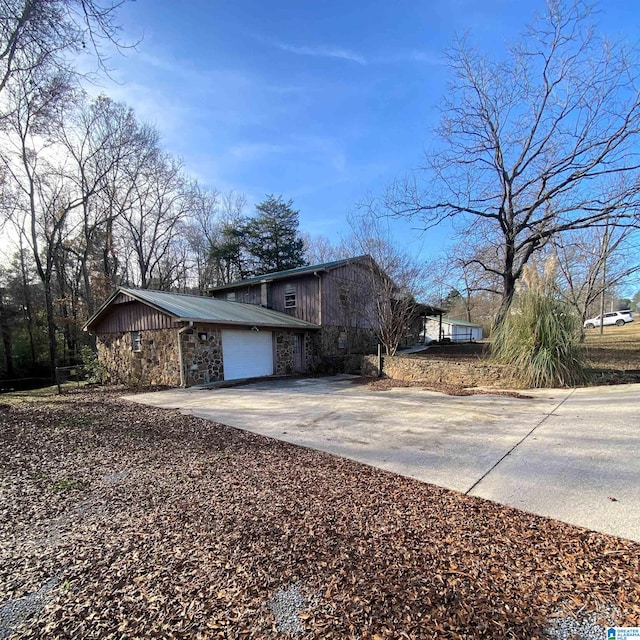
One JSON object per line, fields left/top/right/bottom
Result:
{"left": 93, "top": 300, "right": 177, "bottom": 334}
{"left": 269, "top": 277, "right": 320, "bottom": 324}
{"left": 321, "top": 263, "right": 377, "bottom": 329}
{"left": 209, "top": 261, "right": 382, "bottom": 329}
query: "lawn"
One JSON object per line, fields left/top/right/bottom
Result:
{"left": 410, "top": 322, "right": 640, "bottom": 386}
{"left": 0, "top": 388, "right": 639, "bottom": 639}
{"left": 583, "top": 320, "right": 640, "bottom": 371}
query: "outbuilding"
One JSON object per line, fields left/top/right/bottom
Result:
{"left": 423, "top": 317, "right": 483, "bottom": 343}
{"left": 84, "top": 288, "right": 319, "bottom": 387}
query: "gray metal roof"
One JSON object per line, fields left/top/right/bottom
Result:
{"left": 85, "top": 287, "right": 319, "bottom": 331}
{"left": 208, "top": 255, "right": 371, "bottom": 291}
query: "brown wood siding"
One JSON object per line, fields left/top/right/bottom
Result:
{"left": 94, "top": 300, "right": 177, "bottom": 334}
{"left": 113, "top": 292, "right": 134, "bottom": 305}
{"left": 213, "top": 286, "right": 262, "bottom": 305}
{"left": 322, "top": 263, "right": 377, "bottom": 328}
{"left": 269, "top": 276, "right": 319, "bottom": 323}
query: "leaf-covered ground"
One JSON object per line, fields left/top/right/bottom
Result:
{"left": 1, "top": 388, "right": 638, "bottom": 639}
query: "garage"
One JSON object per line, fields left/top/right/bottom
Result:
{"left": 222, "top": 329, "right": 274, "bottom": 380}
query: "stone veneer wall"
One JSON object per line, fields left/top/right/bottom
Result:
{"left": 314, "top": 326, "right": 377, "bottom": 374}
{"left": 274, "top": 332, "right": 295, "bottom": 375}
{"left": 99, "top": 325, "right": 321, "bottom": 388}
{"left": 274, "top": 331, "right": 319, "bottom": 375}
{"left": 363, "top": 354, "right": 520, "bottom": 388}
{"left": 97, "top": 328, "right": 181, "bottom": 387}
{"left": 181, "top": 325, "right": 224, "bottom": 386}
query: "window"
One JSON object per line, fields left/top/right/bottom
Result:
{"left": 284, "top": 287, "right": 296, "bottom": 308}
{"left": 131, "top": 331, "right": 142, "bottom": 352}
{"left": 226, "top": 291, "right": 236, "bottom": 301}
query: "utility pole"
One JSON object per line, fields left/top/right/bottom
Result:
{"left": 599, "top": 216, "right": 610, "bottom": 336}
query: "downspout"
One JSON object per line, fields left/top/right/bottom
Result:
{"left": 177, "top": 321, "right": 193, "bottom": 387}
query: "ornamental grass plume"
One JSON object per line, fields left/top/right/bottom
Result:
{"left": 492, "top": 264, "right": 587, "bottom": 388}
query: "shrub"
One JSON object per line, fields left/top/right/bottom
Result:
{"left": 80, "top": 345, "right": 105, "bottom": 384}
{"left": 492, "top": 290, "right": 587, "bottom": 388}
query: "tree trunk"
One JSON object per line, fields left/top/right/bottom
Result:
{"left": 43, "top": 280, "right": 58, "bottom": 381}
{"left": 0, "top": 290, "right": 14, "bottom": 378}
{"left": 493, "top": 275, "right": 517, "bottom": 330}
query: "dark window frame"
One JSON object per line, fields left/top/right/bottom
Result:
{"left": 284, "top": 288, "right": 296, "bottom": 309}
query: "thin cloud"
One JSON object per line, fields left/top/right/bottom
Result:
{"left": 269, "top": 39, "right": 367, "bottom": 65}
{"left": 262, "top": 36, "right": 442, "bottom": 67}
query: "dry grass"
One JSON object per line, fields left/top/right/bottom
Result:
{"left": 583, "top": 321, "right": 640, "bottom": 370}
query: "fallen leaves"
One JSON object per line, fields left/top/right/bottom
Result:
{"left": 0, "top": 387, "right": 638, "bottom": 639}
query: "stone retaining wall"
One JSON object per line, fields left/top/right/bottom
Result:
{"left": 363, "top": 354, "right": 520, "bottom": 388}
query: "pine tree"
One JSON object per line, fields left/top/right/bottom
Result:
{"left": 245, "top": 196, "right": 307, "bottom": 274}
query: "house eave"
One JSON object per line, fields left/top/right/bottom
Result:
{"left": 175, "top": 317, "right": 320, "bottom": 330}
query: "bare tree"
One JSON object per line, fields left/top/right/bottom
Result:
{"left": 346, "top": 212, "right": 427, "bottom": 355}
{"left": 552, "top": 224, "right": 640, "bottom": 331}
{"left": 384, "top": 0, "right": 640, "bottom": 327}
{"left": 0, "top": 66, "right": 82, "bottom": 375}
{"left": 118, "top": 152, "right": 191, "bottom": 289}
{"left": 301, "top": 233, "right": 345, "bottom": 265}
{"left": 0, "top": 0, "right": 133, "bottom": 104}
{"left": 56, "top": 94, "right": 154, "bottom": 313}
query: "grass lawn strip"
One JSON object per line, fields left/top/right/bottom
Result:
{"left": 0, "top": 388, "right": 638, "bottom": 639}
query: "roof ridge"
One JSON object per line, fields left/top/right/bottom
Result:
{"left": 208, "top": 255, "right": 371, "bottom": 290}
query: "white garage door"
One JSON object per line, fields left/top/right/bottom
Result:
{"left": 222, "top": 329, "right": 273, "bottom": 381}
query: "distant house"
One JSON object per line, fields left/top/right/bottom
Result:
{"left": 423, "top": 317, "right": 483, "bottom": 343}
{"left": 84, "top": 288, "right": 318, "bottom": 387}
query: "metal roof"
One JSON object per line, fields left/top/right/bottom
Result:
{"left": 208, "top": 255, "right": 371, "bottom": 291}
{"left": 84, "top": 287, "right": 319, "bottom": 331}
{"left": 440, "top": 317, "right": 483, "bottom": 328}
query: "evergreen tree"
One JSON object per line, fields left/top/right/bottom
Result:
{"left": 209, "top": 221, "right": 251, "bottom": 284}
{"left": 245, "top": 195, "right": 306, "bottom": 274}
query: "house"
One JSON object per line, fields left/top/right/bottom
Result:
{"left": 211, "top": 255, "right": 444, "bottom": 360}
{"left": 83, "top": 288, "right": 318, "bottom": 387}
{"left": 85, "top": 256, "right": 444, "bottom": 388}
{"left": 423, "top": 316, "right": 483, "bottom": 343}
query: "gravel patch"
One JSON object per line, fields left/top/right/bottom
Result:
{"left": 101, "top": 470, "right": 130, "bottom": 485}
{"left": 268, "top": 583, "right": 307, "bottom": 634}
{"left": 545, "top": 607, "right": 618, "bottom": 640}
{"left": 0, "top": 577, "right": 59, "bottom": 639}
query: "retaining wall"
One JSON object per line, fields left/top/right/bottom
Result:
{"left": 363, "top": 354, "right": 520, "bottom": 388}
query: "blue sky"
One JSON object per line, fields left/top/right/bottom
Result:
{"left": 96, "top": 0, "right": 640, "bottom": 261}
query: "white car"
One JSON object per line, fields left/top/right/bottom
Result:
{"left": 583, "top": 310, "right": 634, "bottom": 329}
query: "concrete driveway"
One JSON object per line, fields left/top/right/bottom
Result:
{"left": 125, "top": 377, "right": 640, "bottom": 542}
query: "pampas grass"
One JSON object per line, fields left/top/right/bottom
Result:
{"left": 492, "top": 287, "right": 588, "bottom": 388}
